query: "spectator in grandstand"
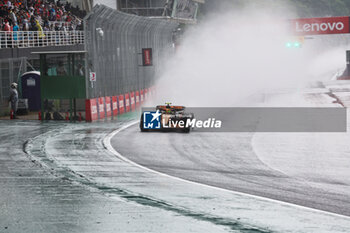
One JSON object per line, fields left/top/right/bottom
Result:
{"left": 29, "top": 16, "right": 37, "bottom": 31}
{"left": 0, "top": 0, "right": 86, "bottom": 32}
{"left": 0, "top": 6, "right": 8, "bottom": 19}
{"left": 22, "top": 18, "right": 29, "bottom": 31}
{"left": 9, "top": 10, "right": 16, "bottom": 25}
{"left": 36, "top": 19, "right": 44, "bottom": 37}
{"left": 13, "top": 22, "right": 18, "bottom": 42}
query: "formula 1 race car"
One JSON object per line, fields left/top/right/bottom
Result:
{"left": 140, "top": 103, "right": 194, "bottom": 133}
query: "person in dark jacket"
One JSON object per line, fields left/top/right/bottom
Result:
{"left": 8, "top": 82, "right": 18, "bottom": 119}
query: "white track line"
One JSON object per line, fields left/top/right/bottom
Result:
{"left": 103, "top": 120, "right": 350, "bottom": 220}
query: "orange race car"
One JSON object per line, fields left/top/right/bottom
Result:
{"left": 140, "top": 103, "right": 194, "bottom": 133}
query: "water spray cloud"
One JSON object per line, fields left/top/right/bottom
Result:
{"left": 156, "top": 4, "right": 349, "bottom": 106}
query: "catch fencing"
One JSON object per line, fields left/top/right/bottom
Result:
{"left": 84, "top": 4, "right": 178, "bottom": 99}
{"left": 0, "top": 57, "right": 28, "bottom": 115}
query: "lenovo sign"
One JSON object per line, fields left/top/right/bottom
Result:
{"left": 290, "top": 16, "right": 350, "bottom": 35}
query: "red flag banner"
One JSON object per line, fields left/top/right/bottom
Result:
{"left": 290, "top": 16, "right": 350, "bottom": 35}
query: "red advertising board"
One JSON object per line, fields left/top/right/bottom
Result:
{"left": 105, "top": 97, "right": 112, "bottom": 118}
{"left": 142, "top": 48, "right": 153, "bottom": 66}
{"left": 118, "top": 95, "right": 125, "bottom": 114}
{"left": 130, "top": 92, "right": 136, "bottom": 111}
{"left": 125, "top": 93, "right": 130, "bottom": 112}
{"left": 135, "top": 91, "right": 140, "bottom": 108}
{"left": 85, "top": 98, "right": 98, "bottom": 122}
{"left": 145, "top": 89, "right": 149, "bottom": 101}
{"left": 111, "top": 96, "right": 118, "bottom": 116}
{"left": 151, "top": 86, "right": 156, "bottom": 96}
{"left": 98, "top": 97, "right": 105, "bottom": 119}
{"left": 140, "top": 90, "right": 144, "bottom": 105}
{"left": 290, "top": 16, "right": 350, "bottom": 35}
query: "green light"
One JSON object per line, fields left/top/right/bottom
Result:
{"left": 285, "top": 42, "right": 292, "bottom": 48}
{"left": 294, "top": 42, "right": 300, "bottom": 47}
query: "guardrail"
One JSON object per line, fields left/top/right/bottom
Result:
{"left": 0, "top": 31, "right": 84, "bottom": 49}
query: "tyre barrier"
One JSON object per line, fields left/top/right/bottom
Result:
{"left": 125, "top": 93, "right": 130, "bottom": 113}
{"left": 130, "top": 92, "right": 136, "bottom": 111}
{"left": 144, "top": 89, "right": 149, "bottom": 101}
{"left": 135, "top": 91, "right": 140, "bottom": 109}
{"left": 105, "top": 96, "right": 112, "bottom": 118}
{"left": 118, "top": 95, "right": 125, "bottom": 115}
{"left": 85, "top": 98, "right": 98, "bottom": 122}
{"left": 98, "top": 97, "right": 105, "bottom": 119}
{"left": 111, "top": 96, "right": 118, "bottom": 117}
{"left": 85, "top": 86, "right": 156, "bottom": 122}
{"left": 140, "top": 90, "right": 145, "bottom": 105}
{"left": 151, "top": 86, "right": 156, "bottom": 96}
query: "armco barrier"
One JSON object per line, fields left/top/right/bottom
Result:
{"left": 125, "top": 93, "right": 130, "bottom": 112}
{"left": 85, "top": 99, "right": 98, "bottom": 122}
{"left": 98, "top": 97, "right": 105, "bottom": 119}
{"left": 118, "top": 95, "right": 125, "bottom": 114}
{"left": 140, "top": 90, "right": 144, "bottom": 105}
{"left": 130, "top": 92, "right": 136, "bottom": 111}
{"left": 105, "top": 97, "right": 112, "bottom": 118}
{"left": 111, "top": 96, "right": 118, "bottom": 116}
{"left": 135, "top": 91, "right": 140, "bottom": 108}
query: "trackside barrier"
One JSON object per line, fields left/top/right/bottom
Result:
{"left": 135, "top": 91, "right": 140, "bottom": 109}
{"left": 111, "top": 96, "right": 118, "bottom": 116}
{"left": 130, "top": 92, "right": 136, "bottom": 111}
{"left": 125, "top": 93, "right": 130, "bottom": 112}
{"left": 151, "top": 86, "right": 157, "bottom": 96}
{"left": 144, "top": 89, "right": 149, "bottom": 101}
{"left": 85, "top": 88, "right": 155, "bottom": 122}
{"left": 85, "top": 99, "right": 98, "bottom": 122}
{"left": 105, "top": 97, "right": 112, "bottom": 118}
{"left": 98, "top": 97, "right": 105, "bottom": 119}
{"left": 118, "top": 95, "right": 125, "bottom": 114}
{"left": 140, "top": 90, "right": 145, "bottom": 105}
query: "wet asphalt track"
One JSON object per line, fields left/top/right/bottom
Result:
{"left": 0, "top": 120, "right": 233, "bottom": 233}
{"left": 111, "top": 124, "right": 350, "bottom": 217}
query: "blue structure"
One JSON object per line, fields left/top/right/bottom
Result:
{"left": 21, "top": 71, "right": 41, "bottom": 111}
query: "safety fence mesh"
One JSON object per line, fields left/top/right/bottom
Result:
{"left": 84, "top": 4, "right": 178, "bottom": 99}
{"left": 0, "top": 57, "right": 27, "bottom": 115}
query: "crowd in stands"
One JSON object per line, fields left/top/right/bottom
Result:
{"left": 0, "top": 0, "right": 86, "bottom": 32}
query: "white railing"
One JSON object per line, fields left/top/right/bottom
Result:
{"left": 0, "top": 31, "right": 85, "bottom": 49}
